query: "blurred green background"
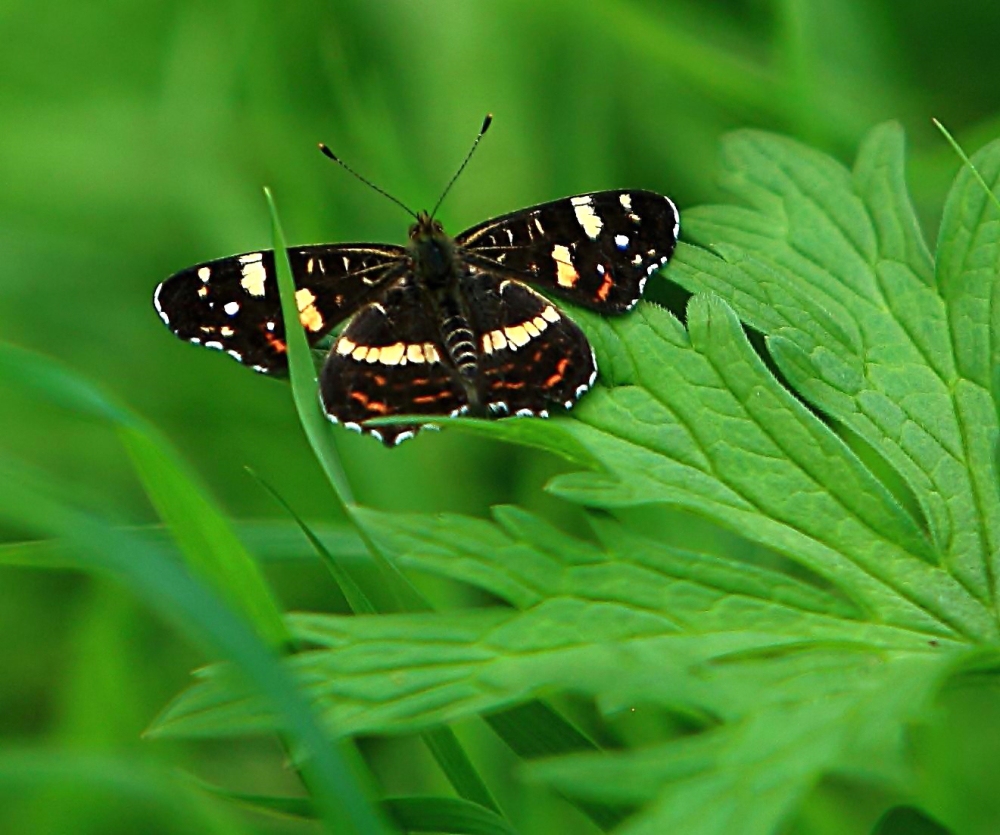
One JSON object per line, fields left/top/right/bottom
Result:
{"left": 2, "top": 1, "right": 1000, "bottom": 832}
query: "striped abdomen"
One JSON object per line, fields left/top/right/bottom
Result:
{"left": 440, "top": 311, "right": 478, "bottom": 378}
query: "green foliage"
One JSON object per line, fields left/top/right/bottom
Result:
{"left": 5, "top": 3, "right": 1000, "bottom": 834}
{"left": 135, "top": 125, "right": 1000, "bottom": 834}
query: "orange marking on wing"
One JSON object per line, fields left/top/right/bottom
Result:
{"left": 349, "top": 390, "right": 390, "bottom": 414}
{"left": 411, "top": 391, "right": 453, "bottom": 405}
{"left": 544, "top": 357, "right": 570, "bottom": 388}
{"left": 265, "top": 332, "right": 287, "bottom": 353}
{"left": 596, "top": 271, "right": 614, "bottom": 302}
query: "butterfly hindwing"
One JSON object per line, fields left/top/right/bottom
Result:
{"left": 463, "top": 271, "right": 596, "bottom": 416}
{"left": 457, "top": 189, "right": 678, "bottom": 313}
{"left": 320, "top": 277, "right": 467, "bottom": 446}
{"left": 153, "top": 244, "right": 406, "bottom": 374}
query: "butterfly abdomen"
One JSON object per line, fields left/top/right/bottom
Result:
{"left": 440, "top": 311, "right": 478, "bottom": 379}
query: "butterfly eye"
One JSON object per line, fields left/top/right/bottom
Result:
{"left": 434, "top": 220, "right": 444, "bottom": 233}
{"left": 408, "top": 223, "right": 419, "bottom": 238}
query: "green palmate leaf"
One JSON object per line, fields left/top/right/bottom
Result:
{"left": 150, "top": 506, "right": 959, "bottom": 835}
{"left": 674, "top": 122, "right": 1000, "bottom": 611}
{"left": 154, "top": 125, "right": 1000, "bottom": 835}
{"left": 151, "top": 505, "right": 954, "bottom": 730}
{"left": 556, "top": 297, "right": 988, "bottom": 640}
{"left": 524, "top": 650, "right": 943, "bottom": 835}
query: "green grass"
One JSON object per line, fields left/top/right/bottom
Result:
{"left": 4, "top": 2, "right": 1000, "bottom": 834}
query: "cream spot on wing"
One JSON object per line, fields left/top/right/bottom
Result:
{"left": 571, "top": 195, "right": 603, "bottom": 239}
{"left": 295, "top": 288, "right": 316, "bottom": 310}
{"left": 523, "top": 319, "right": 540, "bottom": 338}
{"left": 197, "top": 285, "right": 209, "bottom": 298}
{"left": 197, "top": 266, "right": 211, "bottom": 281}
{"left": 378, "top": 342, "right": 405, "bottom": 366}
{"left": 552, "top": 244, "right": 578, "bottom": 288}
{"left": 295, "top": 287, "right": 324, "bottom": 331}
{"left": 220, "top": 326, "right": 234, "bottom": 337}
{"left": 365, "top": 347, "right": 380, "bottom": 363}
{"left": 490, "top": 330, "right": 508, "bottom": 351}
{"left": 532, "top": 315, "right": 548, "bottom": 332}
{"left": 541, "top": 306, "right": 560, "bottom": 323}
{"left": 240, "top": 260, "right": 267, "bottom": 296}
{"left": 352, "top": 345, "right": 368, "bottom": 361}
{"left": 619, "top": 193, "right": 632, "bottom": 210}
{"left": 306, "top": 257, "right": 315, "bottom": 273}
{"left": 406, "top": 343, "right": 426, "bottom": 363}
{"left": 423, "top": 343, "right": 441, "bottom": 363}
{"left": 239, "top": 252, "right": 263, "bottom": 263}
{"left": 336, "top": 338, "right": 356, "bottom": 355}
{"left": 481, "top": 334, "right": 493, "bottom": 354}
{"left": 299, "top": 307, "right": 324, "bottom": 332}
{"left": 505, "top": 325, "right": 530, "bottom": 348}
{"left": 223, "top": 301, "right": 240, "bottom": 316}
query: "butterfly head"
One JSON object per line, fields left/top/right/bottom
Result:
{"left": 408, "top": 210, "right": 444, "bottom": 240}
{"left": 408, "top": 211, "right": 455, "bottom": 283}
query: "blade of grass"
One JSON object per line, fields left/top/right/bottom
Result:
{"left": 264, "top": 187, "right": 422, "bottom": 608}
{"left": 933, "top": 118, "right": 1000, "bottom": 214}
{"left": 250, "top": 471, "right": 510, "bottom": 814}
{"left": 246, "top": 467, "right": 376, "bottom": 615}
{"left": 121, "top": 425, "right": 292, "bottom": 650}
{"left": 0, "top": 454, "right": 389, "bottom": 835}
{"left": 0, "top": 341, "right": 290, "bottom": 649}
{"left": 485, "top": 705, "right": 624, "bottom": 831}
{"left": 0, "top": 749, "right": 248, "bottom": 835}
{"left": 194, "top": 777, "right": 519, "bottom": 834}
{"left": 265, "top": 188, "right": 502, "bottom": 816}
{"left": 0, "top": 520, "right": 366, "bottom": 570}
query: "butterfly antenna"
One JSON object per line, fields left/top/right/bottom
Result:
{"left": 430, "top": 113, "right": 493, "bottom": 220}
{"left": 318, "top": 143, "right": 418, "bottom": 220}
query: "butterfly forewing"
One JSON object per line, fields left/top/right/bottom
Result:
{"left": 457, "top": 189, "right": 678, "bottom": 313}
{"left": 153, "top": 244, "right": 406, "bottom": 374}
{"left": 320, "top": 277, "right": 467, "bottom": 446}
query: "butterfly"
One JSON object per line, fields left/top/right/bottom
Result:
{"left": 153, "top": 117, "right": 679, "bottom": 445}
